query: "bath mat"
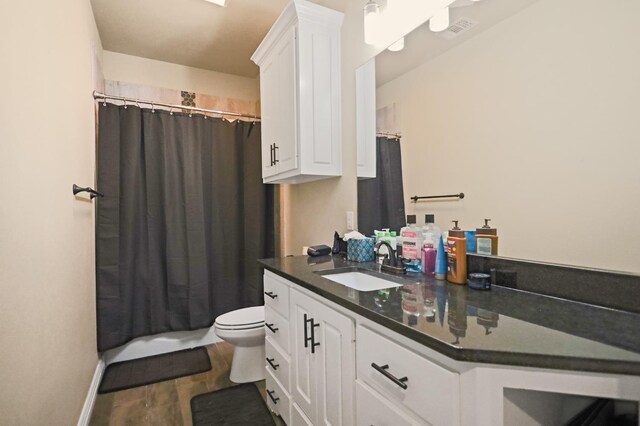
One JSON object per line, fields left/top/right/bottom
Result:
{"left": 191, "top": 383, "right": 275, "bottom": 426}
{"left": 98, "top": 347, "right": 211, "bottom": 394}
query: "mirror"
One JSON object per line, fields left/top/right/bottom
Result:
{"left": 356, "top": 0, "right": 640, "bottom": 274}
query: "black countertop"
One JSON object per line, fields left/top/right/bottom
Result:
{"left": 259, "top": 255, "right": 640, "bottom": 376}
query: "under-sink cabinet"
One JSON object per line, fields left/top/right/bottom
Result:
{"left": 251, "top": 0, "right": 343, "bottom": 184}
{"left": 262, "top": 270, "right": 460, "bottom": 426}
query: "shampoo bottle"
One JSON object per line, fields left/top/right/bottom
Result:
{"left": 435, "top": 235, "right": 447, "bottom": 280}
{"left": 446, "top": 220, "right": 467, "bottom": 285}
{"left": 475, "top": 219, "right": 499, "bottom": 255}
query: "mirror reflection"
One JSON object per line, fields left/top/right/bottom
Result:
{"left": 357, "top": 0, "right": 640, "bottom": 274}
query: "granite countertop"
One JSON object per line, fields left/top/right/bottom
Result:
{"left": 259, "top": 255, "right": 640, "bottom": 376}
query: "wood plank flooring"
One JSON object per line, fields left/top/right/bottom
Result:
{"left": 89, "top": 342, "right": 285, "bottom": 425}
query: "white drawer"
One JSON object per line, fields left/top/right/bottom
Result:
{"left": 356, "top": 325, "right": 459, "bottom": 426}
{"left": 264, "top": 272, "right": 291, "bottom": 319}
{"left": 265, "top": 305, "right": 290, "bottom": 354}
{"left": 266, "top": 367, "right": 291, "bottom": 425}
{"left": 356, "top": 380, "right": 423, "bottom": 426}
{"left": 266, "top": 336, "right": 291, "bottom": 392}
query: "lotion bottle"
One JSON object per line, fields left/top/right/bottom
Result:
{"left": 475, "top": 219, "right": 499, "bottom": 255}
{"left": 446, "top": 220, "right": 467, "bottom": 285}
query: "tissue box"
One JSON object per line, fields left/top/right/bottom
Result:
{"left": 347, "top": 238, "right": 376, "bottom": 262}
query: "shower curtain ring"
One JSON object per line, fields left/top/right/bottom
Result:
{"left": 151, "top": 102, "right": 155, "bottom": 113}
{"left": 123, "top": 99, "right": 127, "bottom": 109}
{"left": 135, "top": 99, "right": 141, "bottom": 108}
{"left": 204, "top": 111, "right": 208, "bottom": 120}
{"left": 189, "top": 109, "right": 193, "bottom": 118}
{"left": 169, "top": 106, "right": 174, "bottom": 116}
{"left": 102, "top": 97, "right": 107, "bottom": 107}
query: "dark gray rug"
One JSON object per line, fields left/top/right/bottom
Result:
{"left": 98, "top": 347, "right": 211, "bottom": 393}
{"left": 191, "top": 384, "right": 275, "bottom": 426}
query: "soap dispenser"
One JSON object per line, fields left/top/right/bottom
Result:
{"left": 475, "top": 219, "right": 499, "bottom": 255}
{"left": 446, "top": 220, "right": 467, "bottom": 285}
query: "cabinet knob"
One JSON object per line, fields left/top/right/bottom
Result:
{"left": 265, "top": 322, "right": 279, "bottom": 333}
{"left": 264, "top": 291, "right": 278, "bottom": 300}
{"left": 266, "top": 389, "right": 280, "bottom": 404}
{"left": 266, "top": 357, "right": 280, "bottom": 370}
{"left": 371, "top": 363, "right": 408, "bottom": 390}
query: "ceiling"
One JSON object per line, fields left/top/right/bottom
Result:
{"left": 376, "top": 0, "right": 541, "bottom": 86}
{"left": 91, "top": 0, "right": 346, "bottom": 78}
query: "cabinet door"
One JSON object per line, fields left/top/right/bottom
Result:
{"left": 259, "top": 52, "right": 279, "bottom": 178}
{"left": 314, "top": 298, "right": 356, "bottom": 426}
{"left": 273, "top": 26, "right": 298, "bottom": 175}
{"left": 290, "top": 289, "right": 317, "bottom": 423}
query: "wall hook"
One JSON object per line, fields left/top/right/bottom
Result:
{"left": 73, "top": 184, "right": 104, "bottom": 199}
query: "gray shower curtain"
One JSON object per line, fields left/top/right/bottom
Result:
{"left": 96, "top": 103, "right": 274, "bottom": 352}
{"left": 358, "top": 136, "right": 406, "bottom": 236}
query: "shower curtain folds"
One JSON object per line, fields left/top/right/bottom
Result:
{"left": 96, "top": 103, "right": 273, "bottom": 352}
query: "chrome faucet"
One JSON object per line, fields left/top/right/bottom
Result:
{"left": 375, "top": 241, "right": 407, "bottom": 274}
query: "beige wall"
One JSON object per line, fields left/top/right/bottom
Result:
{"left": 0, "top": 0, "right": 102, "bottom": 424}
{"left": 283, "top": 2, "right": 381, "bottom": 255}
{"left": 376, "top": 0, "right": 640, "bottom": 273}
{"left": 103, "top": 50, "right": 260, "bottom": 101}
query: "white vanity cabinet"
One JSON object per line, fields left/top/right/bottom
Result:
{"left": 251, "top": 0, "right": 343, "bottom": 184}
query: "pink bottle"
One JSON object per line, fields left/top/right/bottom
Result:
{"left": 421, "top": 242, "right": 436, "bottom": 275}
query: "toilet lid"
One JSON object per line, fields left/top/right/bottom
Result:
{"left": 215, "top": 306, "right": 264, "bottom": 328}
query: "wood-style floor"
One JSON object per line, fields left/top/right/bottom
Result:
{"left": 89, "top": 341, "right": 285, "bottom": 425}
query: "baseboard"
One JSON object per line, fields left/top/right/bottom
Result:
{"left": 77, "top": 357, "right": 105, "bottom": 426}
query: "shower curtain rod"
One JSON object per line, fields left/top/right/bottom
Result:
{"left": 93, "top": 91, "right": 261, "bottom": 121}
{"left": 377, "top": 131, "right": 402, "bottom": 139}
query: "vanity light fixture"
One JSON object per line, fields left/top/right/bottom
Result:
{"left": 429, "top": 6, "right": 450, "bottom": 32}
{"left": 364, "top": 0, "right": 383, "bottom": 45}
{"left": 203, "top": 0, "right": 228, "bottom": 6}
{"left": 388, "top": 37, "right": 405, "bottom": 51}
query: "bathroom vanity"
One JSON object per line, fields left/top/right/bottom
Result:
{"left": 259, "top": 255, "right": 640, "bottom": 426}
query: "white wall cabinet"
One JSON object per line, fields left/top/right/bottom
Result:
{"left": 251, "top": 0, "right": 344, "bottom": 184}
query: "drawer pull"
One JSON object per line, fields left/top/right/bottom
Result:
{"left": 265, "top": 323, "right": 279, "bottom": 333}
{"left": 371, "top": 363, "right": 408, "bottom": 390}
{"left": 303, "top": 314, "right": 311, "bottom": 348}
{"left": 267, "top": 389, "right": 280, "bottom": 404}
{"left": 264, "top": 291, "right": 278, "bottom": 299}
{"left": 266, "top": 357, "right": 280, "bottom": 370}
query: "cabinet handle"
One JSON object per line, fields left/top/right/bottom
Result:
{"left": 310, "top": 318, "right": 320, "bottom": 354}
{"left": 274, "top": 144, "right": 279, "bottom": 164}
{"left": 270, "top": 144, "right": 275, "bottom": 166}
{"left": 266, "top": 357, "right": 280, "bottom": 370}
{"left": 303, "top": 314, "right": 311, "bottom": 348}
{"left": 371, "top": 363, "right": 408, "bottom": 390}
{"left": 264, "top": 291, "right": 278, "bottom": 300}
{"left": 266, "top": 389, "right": 280, "bottom": 404}
{"left": 265, "top": 322, "right": 279, "bottom": 333}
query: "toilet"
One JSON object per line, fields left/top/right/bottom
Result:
{"left": 213, "top": 305, "right": 265, "bottom": 383}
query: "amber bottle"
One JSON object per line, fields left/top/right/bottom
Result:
{"left": 446, "top": 220, "right": 467, "bottom": 285}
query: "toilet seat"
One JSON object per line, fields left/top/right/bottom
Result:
{"left": 214, "top": 306, "right": 264, "bottom": 330}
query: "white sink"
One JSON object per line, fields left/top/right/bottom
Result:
{"left": 321, "top": 271, "right": 402, "bottom": 292}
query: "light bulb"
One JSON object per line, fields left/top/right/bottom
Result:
{"left": 364, "top": 0, "right": 382, "bottom": 45}
{"left": 429, "top": 7, "right": 450, "bottom": 32}
{"left": 388, "top": 37, "right": 405, "bottom": 52}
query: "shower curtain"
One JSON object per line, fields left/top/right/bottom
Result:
{"left": 96, "top": 103, "right": 274, "bottom": 352}
{"left": 357, "top": 136, "right": 406, "bottom": 236}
